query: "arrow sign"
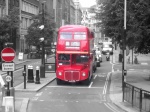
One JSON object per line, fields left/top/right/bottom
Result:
{"left": 1, "top": 47, "right": 15, "bottom": 62}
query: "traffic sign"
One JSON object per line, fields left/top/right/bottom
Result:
{"left": 2, "top": 63, "right": 15, "bottom": 71}
{"left": 1, "top": 47, "right": 15, "bottom": 62}
{"left": 5, "top": 76, "right": 12, "bottom": 82}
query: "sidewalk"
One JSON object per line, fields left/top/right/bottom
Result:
{"left": 0, "top": 53, "right": 56, "bottom": 112}
{"left": 0, "top": 73, "right": 56, "bottom": 112}
{"left": 110, "top": 48, "right": 150, "bottom": 112}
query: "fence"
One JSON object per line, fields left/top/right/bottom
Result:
{"left": 123, "top": 82, "right": 150, "bottom": 112}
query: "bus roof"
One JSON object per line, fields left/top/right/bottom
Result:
{"left": 59, "top": 25, "right": 93, "bottom": 33}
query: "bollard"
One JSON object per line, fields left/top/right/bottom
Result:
{"left": 27, "top": 65, "right": 34, "bottom": 83}
{"left": 23, "top": 71, "right": 26, "bottom": 89}
{"left": 23, "top": 65, "right": 26, "bottom": 89}
{"left": 35, "top": 66, "right": 40, "bottom": 84}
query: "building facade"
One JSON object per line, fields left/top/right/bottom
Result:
{"left": 19, "top": 0, "right": 39, "bottom": 52}
{"left": 70, "top": 0, "right": 75, "bottom": 25}
{"left": 2, "top": 0, "right": 83, "bottom": 52}
{"left": 0, "top": 0, "right": 6, "bottom": 17}
{"left": 73, "top": 0, "right": 82, "bottom": 25}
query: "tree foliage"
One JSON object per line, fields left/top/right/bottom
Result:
{"left": 0, "top": 7, "right": 20, "bottom": 50}
{"left": 25, "top": 12, "right": 56, "bottom": 50}
{"left": 96, "top": 0, "right": 150, "bottom": 53}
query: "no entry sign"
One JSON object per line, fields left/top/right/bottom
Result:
{"left": 1, "top": 47, "right": 15, "bottom": 62}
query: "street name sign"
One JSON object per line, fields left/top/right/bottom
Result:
{"left": 2, "top": 63, "right": 15, "bottom": 71}
{"left": 1, "top": 47, "right": 15, "bottom": 62}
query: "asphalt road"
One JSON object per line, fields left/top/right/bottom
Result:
{"left": 26, "top": 55, "right": 126, "bottom": 112}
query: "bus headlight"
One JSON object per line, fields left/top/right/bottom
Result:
{"left": 82, "top": 73, "right": 86, "bottom": 76}
{"left": 58, "top": 72, "right": 62, "bottom": 76}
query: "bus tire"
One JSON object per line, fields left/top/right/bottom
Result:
{"left": 56, "top": 78, "right": 61, "bottom": 85}
{"left": 84, "top": 73, "right": 91, "bottom": 85}
{"left": 93, "top": 66, "right": 96, "bottom": 73}
{"left": 97, "top": 62, "right": 100, "bottom": 67}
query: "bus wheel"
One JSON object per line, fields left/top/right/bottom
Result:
{"left": 93, "top": 66, "right": 96, "bottom": 73}
{"left": 97, "top": 62, "right": 100, "bottom": 67}
{"left": 57, "top": 78, "right": 61, "bottom": 85}
{"left": 84, "top": 74, "right": 91, "bottom": 85}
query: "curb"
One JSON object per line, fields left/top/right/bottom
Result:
{"left": 15, "top": 77, "right": 56, "bottom": 92}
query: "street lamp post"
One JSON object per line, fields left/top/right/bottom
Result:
{"left": 40, "top": 2, "right": 45, "bottom": 78}
{"left": 122, "top": 0, "right": 127, "bottom": 102}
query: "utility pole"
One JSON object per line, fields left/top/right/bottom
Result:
{"left": 40, "top": 2, "right": 45, "bottom": 78}
{"left": 122, "top": 0, "right": 127, "bottom": 102}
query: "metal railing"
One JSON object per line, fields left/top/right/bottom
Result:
{"left": 123, "top": 82, "right": 150, "bottom": 112}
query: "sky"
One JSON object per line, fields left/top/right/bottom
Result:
{"left": 79, "top": 0, "right": 96, "bottom": 8}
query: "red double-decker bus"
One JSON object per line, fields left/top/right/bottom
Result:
{"left": 56, "top": 25, "right": 95, "bottom": 85}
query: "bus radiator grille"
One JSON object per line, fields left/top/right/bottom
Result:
{"left": 64, "top": 71, "right": 80, "bottom": 81}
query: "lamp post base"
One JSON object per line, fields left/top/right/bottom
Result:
{"left": 40, "top": 64, "right": 45, "bottom": 78}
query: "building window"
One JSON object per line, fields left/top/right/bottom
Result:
{"left": 22, "top": 1, "right": 38, "bottom": 15}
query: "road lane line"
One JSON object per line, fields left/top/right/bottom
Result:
{"left": 46, "top": 86, "right": 103, "bottom": 89}
{"left": 88, "top": 82, "right": 93, "bottom": 88}
{"left": 103, "top": 72, "right": 111, "bottom": 94}
{"left": 94, "top": 75, "right": 97, "bottom": 79}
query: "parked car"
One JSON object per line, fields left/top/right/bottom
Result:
{"left": 92, "top": 53, "right": 97, "bottom": 72}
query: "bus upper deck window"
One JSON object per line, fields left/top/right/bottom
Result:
{"left": 60, "top": 32, "right": 72, "bottom": 40}
{"left": 74, "top": 32, "right": 86, "bottom": 40}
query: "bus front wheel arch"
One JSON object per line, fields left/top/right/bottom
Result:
{"left": 56, "top": 78, "right": 62, "bottom": 85}
{"left": 83, "top": 73, "right": 91, "bottom": 85}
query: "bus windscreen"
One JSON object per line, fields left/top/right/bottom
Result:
{"left": 75, "top": 54, "right": 89, "bottom": 63}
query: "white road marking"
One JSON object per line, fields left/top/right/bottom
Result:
{"left": 35, "top": 92, "right": 43, "bottom": 96}
{"left": 98, "top": 75, "right": 105, "bottom": 77}
{"left": 105, "top": 103, "right": 120, "bottom": 112}
{"left": 94, "top": 75, "right": 97, "bottom": 79}
{"left": 88, "top": 82, "right": 93, "bottom": 88}
{"left": 46, "top": 86, "right": 103, "bottom": 89}
{"left": 141, "top": 63, "right": 148, "bottom": 65}
{"left": 129, "top": 69, "right": 134, "bottom": 71}
{"left": 32, "top": 97, "right": 38, "bottom": 100}
{"left": 103, "top": 72, "right": 111, "bottom": 95}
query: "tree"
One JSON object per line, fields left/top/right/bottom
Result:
{"left": 25, "top": 12, "right": 56, "bottom": 51}
{"left": 96, "top": 0, "right": 150, "bottom": 53}
{"left": 0, "top": 7, "right": 20, "bottom": 51}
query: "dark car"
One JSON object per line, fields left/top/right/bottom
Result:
{"left": 92, "top": 51, "right": 97, "bottom": 73}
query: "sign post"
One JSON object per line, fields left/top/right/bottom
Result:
{"left": 1, "top": 47, "right": 15, "bottom": 96}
